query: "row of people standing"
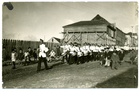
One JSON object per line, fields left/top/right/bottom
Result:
{"left": 10, "top": 47, "right": 39, "bottom": 69}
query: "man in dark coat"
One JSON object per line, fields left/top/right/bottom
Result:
{"left": 118, "top": 49, "right": 125, "bottom": 65}
{"left": 99, "top": 49, "right": 105, "bottom": 66}
{"left": 111, "top": 50, "right": 119, "bottom": 70}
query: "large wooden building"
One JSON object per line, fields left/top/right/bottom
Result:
{"left": 62, "top": 14, "right": 125, "bottom": 46}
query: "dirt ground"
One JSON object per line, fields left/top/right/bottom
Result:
{"left": 2, "top": 53, "right": 138, "bottom": 88}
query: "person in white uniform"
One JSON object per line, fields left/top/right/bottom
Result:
{"left": 37, "top": 39, "right": 51, "bottom": 72}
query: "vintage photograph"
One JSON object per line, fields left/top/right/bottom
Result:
{"left": 2, "top": 1, "right": 138, "bottom": 88}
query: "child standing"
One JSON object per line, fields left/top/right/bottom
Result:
{"left": 11, "top": 49, "right": 16, "bottom": 69}
{"left": 33, "top": 48, "right": 37, "bottom": 61}
{"left": 24, "top": 50, "right": 29, "bottom": 66}
{"left": 18, "top": 48, "right": 24, "bottom": 64}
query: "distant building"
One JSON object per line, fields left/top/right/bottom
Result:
{"left": 47, "top": 37, "right": 61, "bottom": 49}
{"left": 62, "top": 14, "right": 125, "bottom": 46}
{"left": 47, "top": 37, "right": 61, "bottom": 44}
{"left": 125, "top": 32, "right": 138, "bottom": 47}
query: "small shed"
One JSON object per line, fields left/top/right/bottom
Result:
{"left": 46, "top": 37, "right": 62, "bottom": 56}
{"left": 46, "top": 37, "right": 61, "bottom": 49}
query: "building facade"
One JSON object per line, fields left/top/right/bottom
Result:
{"left": 62, "top": 14, "right": 125, "bottom": 46}
{"left": 125, "top": 32, "right": 138, "bottom": 47}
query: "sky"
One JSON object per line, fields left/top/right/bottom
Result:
{"left": 2, "top": 1, "right": 138, "bottom": 42}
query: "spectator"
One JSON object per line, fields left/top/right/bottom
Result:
{"left": 56, "top": 45, "right": 61, "bottom": 56}
{"left": 48, "top": 50, "right": 56, "bottom": 62}
{"left": 14, "top": 48, "right": 18, "bottom": 60}
{"left": 28, "top": 47, "right": 33, "bottom": 62}
{"left": 24, "top": 50, "right": 29, "bottom": 66}
{"left": 18, "top": 48, "right": 24, "bottom": 61}
{"left": 33, "top": 48, "right": 37, "bottom": 61}
{"left": 11, "top": 49, "right": 17, "bottom": 69}
{"left": 2, "top": 47, "right": 7, "bottom": 62}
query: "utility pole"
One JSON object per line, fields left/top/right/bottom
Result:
{"left": 131, "top": 26, "right": 134, "bottom": 48}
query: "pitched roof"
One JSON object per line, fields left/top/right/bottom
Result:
{"left": 63, "top": 20, "right": 106, "bottom": 28}
{"left": 63, "top": 14, "right": 110, "bottom": 28}
{"left": 47, "top": 37, "right": 61, "bottom": 43}
{"left": 91, "top": 14, "right": 110, "bottom": 25}
{"left": 53, "top": 37, "right": 61, "bottom": 43}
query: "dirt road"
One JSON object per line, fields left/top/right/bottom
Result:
{"left": 2, "top": 58, "right": 137, "bottom": 88}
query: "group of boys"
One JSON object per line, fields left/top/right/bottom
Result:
{"left": 61, "top": 43, "right": 126, "bottom": 69}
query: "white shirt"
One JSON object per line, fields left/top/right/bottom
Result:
{"left": 70, "top": 46, "right": 76, "bottom": 56}
{"left": 49, "top": 50, "right": 56, "bottom": 57}
{"left": 75, "top": 47, "right": 80, "bottom": 52}
{"left": 24, "top": 52, "right": 29, "bottom": 57}
{"left": 39, "top": 44, "right": 48, "bottom": 57}
{"left": 95, "top": 46, "right": 99, "bottom": 52}
{"left": 11, "top": 52, "right": 16, "bottom": 61}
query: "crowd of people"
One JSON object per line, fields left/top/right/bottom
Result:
{"left": 60, "top": 42, "right": 129, "bottom": 70}
{"left": 2, "top": 46, "right": 39, "bottom": 69}
{"left": 2, "top": 39, "right": 137, "bottom": 71}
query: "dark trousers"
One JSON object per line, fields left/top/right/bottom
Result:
{"left": 93, "top": 52, "right": 97, "bottom": 61}
{"left": 12, "top": 61, "right": 16, "bottom": 69}
{"left": 37, "top": 56, "right": 49, "bottom": 71}
{"left": 71, "top": 55, "right": 74, "bottom": 64}
{"left": 76, "top": 56, "right": 81, "bottom": 64}
{"left": 69, "top": 54, "right": 76, "bottom": 65}
{"left": 24, "top": 56, "right": 30, "bottom": 66}
{"left": 84, "top": 56, "right": 87, "bottom": 62}
{"left": 62, "top": 54, "right": 69, "bottom": 64}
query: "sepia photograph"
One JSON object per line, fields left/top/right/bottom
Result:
{"left": 2, "top": 1, "right": 138, "bottom": 88}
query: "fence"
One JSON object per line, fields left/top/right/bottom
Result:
{"left": 2, "top": 39, "right": 61, "bottom": 60}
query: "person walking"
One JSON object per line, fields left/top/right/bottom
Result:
{"left": 111, "top": 50, "right": 119, "bottom": 70}
{"left": 37, "top": 39, "right": 52, "bottom": 72}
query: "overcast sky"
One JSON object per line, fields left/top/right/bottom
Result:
{"left": 2, "top": 2, "right": 138, "bottom": 41}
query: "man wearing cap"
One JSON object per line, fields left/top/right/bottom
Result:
{"left": 37, "top": 39, "right": 51, "bottom": 72}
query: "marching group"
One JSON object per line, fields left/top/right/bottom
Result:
{"left": 61, "top": 42, "right": 128, "bottom": 70}
{"left": 2, "top": 39, "right": 136, "bottom": 71}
